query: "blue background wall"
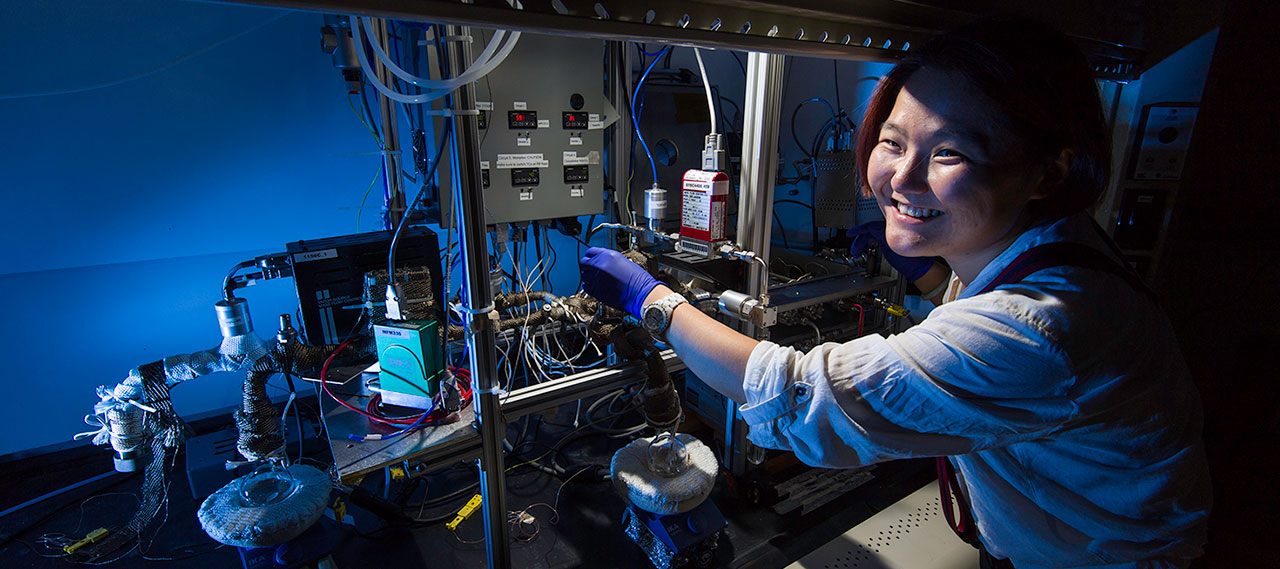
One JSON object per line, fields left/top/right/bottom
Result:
{"left": 1, "top": 1, "right": 389, "bottom": 456}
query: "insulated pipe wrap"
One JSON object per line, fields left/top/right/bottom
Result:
{"left": 364, "top": 267, "right": 437, "bottom": 324}
{"left": 234, "top": 369, "right": 284, "bottom": 462}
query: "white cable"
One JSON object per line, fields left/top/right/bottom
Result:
{"left": 693, "top": 48, "right": 716, "bottom": 135}
{"left": 350, "top": 20, "right": 438, "bottom": 105}
{"left": 349, "top": 8, "right": 522, "bottom": 105}
{"left": 360, "top": 16, "right": 512, "bottom": 90}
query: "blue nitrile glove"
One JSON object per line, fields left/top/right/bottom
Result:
{"left": 579, "top": 247, "right": 661, "bottom": 317}
{"left": 847, "top": 221, "right": 936, "bottom": 282}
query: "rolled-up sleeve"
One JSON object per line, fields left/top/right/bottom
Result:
{"left": 739, "top": 295, "right": 1076, "bottom": 468}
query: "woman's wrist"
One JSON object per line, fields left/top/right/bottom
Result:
{"left": 640, "top": 284, "right": 674, "bottom": 311}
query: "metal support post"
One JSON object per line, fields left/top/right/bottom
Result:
{"left": 368, "top": 18, "right": 406, "bottom": 229}
{"left": 444, "top": 25, "right": 510, "bottom": 569}
{"left": 605, "top": 41, "right": 632, "bottom": 250}
{"left": 725, "top": 51, "right": 787, "bottom": 476}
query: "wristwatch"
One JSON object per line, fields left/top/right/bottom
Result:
{"left": 641, "top": 292, "right": 689, "bottom": 341}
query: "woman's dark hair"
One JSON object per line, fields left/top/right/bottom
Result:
{"left": 855, "top": 17, "right": 1110, "bottom": 221}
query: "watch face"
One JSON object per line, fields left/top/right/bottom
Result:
{"left": 642, "top": 305, "right": 665, "bottom": 331}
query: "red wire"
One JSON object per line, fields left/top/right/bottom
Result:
{"left": 319, "top": 337, "right": 473, "bottom": 426}
{"left": 852, "top": 303, "right": 865, "bottom": 336}
{"left": 363, "top": 369, "right": 473, "bottom": 425}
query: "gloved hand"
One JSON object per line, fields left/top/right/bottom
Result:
{"left": 847, "top": 221, "right": 936, "bottom": 282}
{"left": 579, "top": 247, "right": 661, "bottom": 317}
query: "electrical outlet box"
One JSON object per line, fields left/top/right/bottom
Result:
{"left": 374, "top": 320, "right": 444, "bottom": 410}
{"left": 1131, "top": 103, "right": 1199, "bottom": 181}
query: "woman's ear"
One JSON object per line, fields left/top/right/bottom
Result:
{"left": 1031, "top": 148, "right": 1073, "bottom": 199}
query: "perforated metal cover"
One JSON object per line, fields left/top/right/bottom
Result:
{"left": 786, "top": 481, "right": 978, "bottom": 569}
{"left": 813, "top": 151, "right": 881, "bottom": 228}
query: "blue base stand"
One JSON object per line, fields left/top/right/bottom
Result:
{"left": 236, "top": 519, "right": 332, "bottom": 569}
{"left": 624, "top": 500, "right": 727, "bottom": 569}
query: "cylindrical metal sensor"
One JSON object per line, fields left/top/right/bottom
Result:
{"left": 215, "top": 297, "right": 254, "bottom": 338}
{"left": 645, "top": 184, "right": 667, "bottom": 232}
{"left": 717, "top": 290, "right": 751, "bottom": 320}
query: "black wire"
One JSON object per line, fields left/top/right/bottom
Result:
{"left": 730, "top": 51, "right": 747, "bottom": 76}
{"left": 388, "top": 117, "right": 452, "bottom": 283}
{"left": 719, "top": 96, "right": 742, "bottom": 132}
{"left": 140, "top": 542, "right": 225, "bottom": 562}
{"left": 790, "top": 104, "right": 815, "bottom": 159}
{"left": 774, "top": 199, "right": 815, "bottom": 210}
{"left": 833, "top": 59, "right": 842, "bottom": 114}
{"left": 545, "top": 228, "right": 558, "bottom": 292}
{"left": 773, "top": 210, "right": 790, "bottom": 250}
{"left": 0, "top": 471, "right": 140, "bottom": 551}
{"left": 408, "top": 478, "right": 480, "bottom": 510}
{"left": 812, "top": 118, "right": 836, "bottom": 157}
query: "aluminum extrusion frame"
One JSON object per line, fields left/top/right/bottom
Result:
{"left": 207, "top": 0, "right": 1144, "bottom": 79}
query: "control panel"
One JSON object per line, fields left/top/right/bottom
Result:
{"left": 438, "top": 33, "right": 606, "bottom": 225}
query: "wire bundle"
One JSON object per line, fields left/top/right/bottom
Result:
{"left": 349, "top": 4, "right": 524, "bottom": 105}
{"left": 319, "top": 336, "right": 473, "bottom": 442}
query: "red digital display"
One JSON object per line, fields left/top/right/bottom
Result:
{"left": 508, "top": 110, "right": 537, "bottom": 129}
{"left": 562, "top": 111, "right": 588, "bottom": 129}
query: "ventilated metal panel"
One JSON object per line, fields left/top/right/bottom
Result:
{"left": 787, "top": 481, "right": 979, "bottom": 569}
{"left": 813, "top": 151, "right": 885, "bottom": 228}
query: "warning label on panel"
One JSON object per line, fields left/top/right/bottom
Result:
{"left": 496, "top": 153, "right": 549, "bottom": 169}
{"left": 563, "top": 151, "right": 590, "bottom": 166}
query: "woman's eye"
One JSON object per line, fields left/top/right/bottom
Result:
{"left": 879, "top": 139, "right": 901, "bottom": 149}
{"left": 935, "top": 148, "right": 967, "bottom": 161}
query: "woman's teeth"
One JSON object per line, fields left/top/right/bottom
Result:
{"left": 896, "top": 202, "right": 943, "bottom": 219}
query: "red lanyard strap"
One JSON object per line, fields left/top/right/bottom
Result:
{"left": 938, "top": 457, "right": 980, "bottom": 546}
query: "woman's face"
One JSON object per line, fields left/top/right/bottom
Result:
{"left": 866, "top": 67, "right": 1049, "bottom": 281}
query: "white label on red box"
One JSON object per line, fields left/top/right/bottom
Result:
{"left": 681, "top": 169, "right": 730, "bottom": 242}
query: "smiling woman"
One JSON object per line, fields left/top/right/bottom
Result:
{"left": 856, "top": 17, "right": 1110, "bottom": 232}
{"left": 865, "top": 66, "right": 1065, "bottom": 283}
{"left": 580, "top": 16, "right": 1211, "bottom": 569}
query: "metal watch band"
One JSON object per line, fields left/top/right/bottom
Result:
{"left": 643, "top": 292, "right": 688, "bottom": 341}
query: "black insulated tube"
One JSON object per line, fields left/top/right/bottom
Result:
{"left": 610, "top": 326, "right": 681, "bottom": 431}
{"left": 234, "top": 370, "right": 284, "bottom": 461}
